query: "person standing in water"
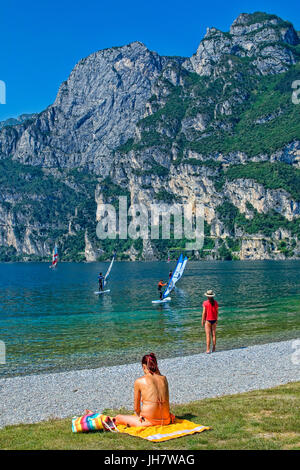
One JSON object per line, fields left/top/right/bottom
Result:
{"left": 202, "top": 289, "right": 219, "bottom": 354}
{"left": 157, "top": 280, "right": 167, "bottom": 300}
{"left": 98, "top": 272, "right": 104, "bottom": 291}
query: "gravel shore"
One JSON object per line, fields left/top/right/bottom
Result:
{"left": 0, "top": 339, "right": 299, "bottom": 428}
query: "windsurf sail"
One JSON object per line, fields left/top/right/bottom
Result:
{"left": 50, "top": 244, "right": 58, "bottom": 268}
{"left": 103, "top": 255, "right": 115, "bottom": 287}
{"left": 177, "top": 255, "right": 188, "bottom": 281}
{"left": 162, "top": 253, "right": 188, "bottom": 299}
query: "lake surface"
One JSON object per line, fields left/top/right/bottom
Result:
{"left": 0, "top": 260, "right": 299, "bottom": 377}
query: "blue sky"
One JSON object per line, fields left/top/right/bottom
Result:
{"left": 1, "top": 0, "right": 299, "bottom": 120}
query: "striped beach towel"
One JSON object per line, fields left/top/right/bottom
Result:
{"left": 72, "top": 414, "right": 210, "bottom": 441}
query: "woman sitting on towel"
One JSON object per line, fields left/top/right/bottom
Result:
{"left": 102, "top": 353, "right": 174, "bottom": 429}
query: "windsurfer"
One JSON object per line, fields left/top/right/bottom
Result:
{"left": 98, "top": 272, "right": 104, "bottom": 291}
{"left": 158, "top": 280, "right": 167, "bottom": 300}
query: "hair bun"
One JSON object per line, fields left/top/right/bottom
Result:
{"left": 142, "top": 353, "right": 158, "bottom": 374}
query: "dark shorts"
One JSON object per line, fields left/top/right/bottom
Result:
{"left": 207, "top": 320, "right": 217, "bottom": 325}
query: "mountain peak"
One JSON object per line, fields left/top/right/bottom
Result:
{"left": 190, "top": 11, "right": 299, "bottom": 77}
{"left": 204, "top": 27, "right": 224, "bottom": 38}
{"left": 229, "top": 11, "right": 299, "bottom": 44}
{"left": 231, "top": 11, "right": 282, "bottom": 27}
{"left": 128, "top": 41, "right": 147, "bottom": 49}
{"left": 229, "top": 11, "right": 299, "bottom": 45}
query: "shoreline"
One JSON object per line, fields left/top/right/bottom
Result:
{"left": 0, "top": 339, "right": 299, "bottom": 429}
{"left": 1, "top": 259, "right": 300, "bottom": 264}
{"left": 2, "top": 333, "right": 300, "bottom": 379}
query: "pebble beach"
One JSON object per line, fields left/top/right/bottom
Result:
{"left": 0, "top": 339, "right": 299, "bottom": 428}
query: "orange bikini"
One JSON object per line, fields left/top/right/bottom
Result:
{"left": 140, "top": 399, "right": 175, "bottom": 425}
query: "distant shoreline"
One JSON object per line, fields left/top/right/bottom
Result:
{"left": 1, "top": 259, "right": 300, "bottom": 264}
{"left": 0, "top": 339, "right": 298, "bottom": 429}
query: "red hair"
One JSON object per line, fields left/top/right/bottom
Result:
{"left": 142, "top": 353, "right": 159, "bottom": 374}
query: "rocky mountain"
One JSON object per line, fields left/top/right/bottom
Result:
{"left": 0, "top": 113, "right": 37, "bottom": 130}
{"left": 0, "top": 11, "right": 300, "bottom": 261}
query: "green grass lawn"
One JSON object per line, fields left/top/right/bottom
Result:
{"left": 0, "top": 382, "right": 299, "bottom": 450}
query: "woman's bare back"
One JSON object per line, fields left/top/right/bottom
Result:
{"left": 137, "top": 373, "right": 170, "bottom": 422}
{"left": 113, "top": 354, "right": 172, "bottom": 428}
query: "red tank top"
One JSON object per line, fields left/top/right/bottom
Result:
{"left": 203, "top": 299, "right": 218, "bottom": 321}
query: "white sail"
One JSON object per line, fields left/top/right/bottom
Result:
{"left": 103, "top": 255, "right": 115, "bottom": 287}
{"left": 178, "top": 256, "right": 188, "bottom": 281}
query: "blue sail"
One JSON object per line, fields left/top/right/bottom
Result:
{"left": 162, "top": 253, "right": 183, "bottom": 299}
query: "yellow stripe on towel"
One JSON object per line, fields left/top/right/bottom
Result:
{"left": 117, "top": 418, "right": 210, "bottom": 442}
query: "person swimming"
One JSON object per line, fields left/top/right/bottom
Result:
{"left": 98, "top": 272, "right": 104, "bottom": 291}
{"left": 157, "top": 279, "right": 167, "bottom": 300}
{"left": 101, "top": 353, "right": 174, "bottom": 429}
{"left": 202, "top": 289, "right": 219, "bottom": 354}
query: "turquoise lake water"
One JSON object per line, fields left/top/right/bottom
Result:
{"left": 0, "top": 260, "right": 299, "bottom": 377}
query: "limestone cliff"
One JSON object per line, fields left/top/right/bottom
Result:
{"left": 0, "top": 12, "right": 299, "bottom": 261}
